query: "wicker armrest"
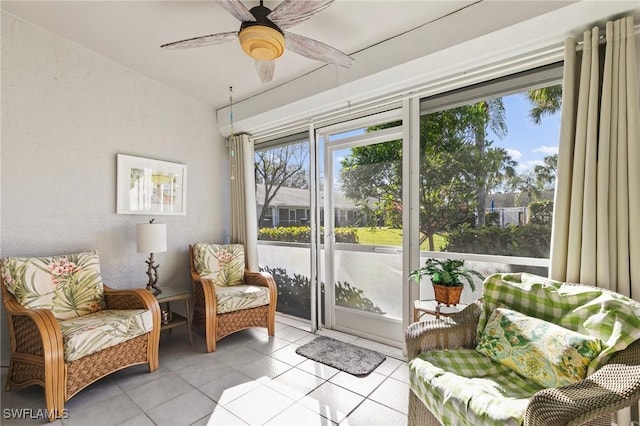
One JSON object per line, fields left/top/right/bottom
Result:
{"left": 406, "top": 300, "right": 482, "bottom": 360}
{"left": 244, "top": 270, "right": 276, "bottom": 290}
{"left": 190, "top": 267, "right": 202, "bottom": 285}
{"left": 104, "top": 285, "right": 159, "bottom": 311}
{"left": 525, "top": 338, "right": 640, "bottom": 426}
{"left": 244, "top": 271, "right": 277, "bottom": 307}
{"left": 3, "top": 297, "right": 64, "bottom": 376}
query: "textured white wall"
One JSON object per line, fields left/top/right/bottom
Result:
{"left": 0, "top": 12, "right": 229, "bottom": 364}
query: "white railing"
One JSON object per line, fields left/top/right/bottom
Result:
{"left": 258, "top": 241, "right": 549, "bottom": 318}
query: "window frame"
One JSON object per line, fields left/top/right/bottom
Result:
{"left": 414, "top": 62, "right": 564, "bottom": 269}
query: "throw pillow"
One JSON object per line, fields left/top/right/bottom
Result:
{"left": 1, "top": 251, "right": 105, "bottom": 320}
{"left": 192, "top": 243, "right": 245, "bottom": 286}
{"left": 475, "top": 306, "right": 602, "bottom": 388}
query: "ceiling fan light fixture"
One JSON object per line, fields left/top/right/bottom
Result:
{"left": 238, "top": 25, "right": 285, "bottom": 61}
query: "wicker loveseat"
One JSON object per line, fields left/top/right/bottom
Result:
{"left": 407, "top": 273, "right": 640, "bottom": 426}
{"left": 1, "top": 251, "right": 160, "bottom": 421}
{"left": 190, "top": 243, "right": 277, "bottom": 352}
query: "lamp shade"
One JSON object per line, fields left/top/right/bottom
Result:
{"left": 136, "top": 222, "right": 167, "bottom": 253}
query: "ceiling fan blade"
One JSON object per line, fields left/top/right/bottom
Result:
{"left": 284, "top": 31, "right": 354, "bottom": 68}
{"left": 216, "top": 0, "right": 255, "bottom": 22}
{"left": 161, "top": 31, "right": 238, "bottom": 50}
{"left": 268, "top": 0, "right": 334, "bottom": 30}
{"left": 255, "top": 60, "right": 275, "bottom": 83}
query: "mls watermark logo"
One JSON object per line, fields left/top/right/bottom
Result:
{"left": 3, "top": 408, "right": 69, "bottom": 420}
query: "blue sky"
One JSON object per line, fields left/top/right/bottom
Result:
{"left": 487, "top": 92, "right": 560, "bottom": 174}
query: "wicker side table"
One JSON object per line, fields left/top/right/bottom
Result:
{"left": 155, "top": 288, "right": 193, "bottom": 345}
{"left": 413, "top": 299, "right": 468, "bottom": 322}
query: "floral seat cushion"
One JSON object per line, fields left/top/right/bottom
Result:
{"left": 1, "top": 251, "right": 105, "bottom": 320}
{"left": 409, "top": 348, "right": 545, "bottom": 426}
{"left": 192, "top": 243, "right": 245, "bottom": 287}
{"left": 216, "top": 285, "right": 270, "bottom": 314}
{"left": 59, "top": 309, "right": 153, "bottom": 362}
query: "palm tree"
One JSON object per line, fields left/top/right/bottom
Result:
{"left": 527, "top": 85, "right": 562, "bottom": 124}
{"left": 533, "top": 154, "right": 557, "bottom": 190}
{"left": 509, "top": 172, "right": 544, "bottom": 207}
{"left": 472, "top": 98, "right": 507, "bottom": 226}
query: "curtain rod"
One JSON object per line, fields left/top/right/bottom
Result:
{"left": 576, "top": 21, "right": 640, "bottom": 47}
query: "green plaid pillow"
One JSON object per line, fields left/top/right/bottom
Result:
{"left": 476, "top": 306, "right": 602, "bottom": 388}
{"left": 480, "top": 273, "right": 640, "bottom": 373}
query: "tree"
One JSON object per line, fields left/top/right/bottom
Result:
{"left": 469, "top": 98, "right": 509, "bottom": 226}
{"left": 339, "top": 102, "right": 515, "bottom": 251}
{"left": 533, "top": 154, "right": 557, "bottom": 190}
{"left": 526, "top": 85, "right": 562, "bottom": 193}
{"left": 527, "top": 85, "right": 562, "bottom": 125}
{"left": 255, "top": 142, "right": 309, "bottom": 226}
{"left": 508, "top": 171, "right": 544, "bottom": 207}
{"left": 340, "top": 138, "right": 402, "bottom": 228}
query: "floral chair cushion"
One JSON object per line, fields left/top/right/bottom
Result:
{"left": 59, "top": 309, "right": 153, "bottom": 362}
{"left": 192, "top": 243, "right": 245, "bottom": 287}
{"left": 480, "top": 273, "right": 640, "bottom": 373}
{"left": 409, "top": 348, "right": 545, "bottom": 426}
{"left": 1, "top": 251, "right": 105, "bottom": 320}
{"left": 216, "top": 285, "right": 270, "bottom": 314}
{"left": 476, "top": 306, "right": 602, "bottom": 388}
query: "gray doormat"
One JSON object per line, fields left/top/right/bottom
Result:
{"left": 295, "top": 336, "right": 386, "bottom": 376}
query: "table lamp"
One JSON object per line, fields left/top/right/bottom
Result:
{"left": 136, "top": 219, "right": 167, "bottom": 294}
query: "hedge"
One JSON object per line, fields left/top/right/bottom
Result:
{"left": 258, "top": 226, "right": 358, "bottom": 243}
{"left": 444, "top": 223, "right": 551, "bottom": 258}
{"left": 529, "top": 199, "right": 554, "bottom": 225}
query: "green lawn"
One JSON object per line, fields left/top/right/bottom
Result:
{"left": 355, "top": 227, "right": 446, "bottom": 251}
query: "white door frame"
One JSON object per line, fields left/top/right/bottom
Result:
{"left": 318, "top": 109, "right": 406, "bottom": 346}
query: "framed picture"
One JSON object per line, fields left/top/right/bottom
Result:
{"left": 116, "top": 154, "right": 187, "bottom": 215}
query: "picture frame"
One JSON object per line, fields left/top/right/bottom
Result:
{"left": 116, "top": 154, "right": 187, "bottom": 215}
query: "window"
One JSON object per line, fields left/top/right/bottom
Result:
{"left": 417, "top": 63, "right": 562, "bottom": 289}
{"left": 255, "top": 136, "right": 310, "bottom": 230}
{"left": 254, "top": 134, "right": 313, "bottom": 319}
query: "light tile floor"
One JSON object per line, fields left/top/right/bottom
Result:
{"left": 1, "top": 316, "right": 408, "bottom": 426}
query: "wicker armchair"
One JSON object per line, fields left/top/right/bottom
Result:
{"left": 189, "top": 243, "right": 277, "bottom": 352}
{"left": 1, "top": 251, "right": 160, "bottom": 422}
{"left": 407, "top": 299, "right": 640, "bottom": 426}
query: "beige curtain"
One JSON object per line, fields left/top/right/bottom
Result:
{"left": 549, "top": 19, "right": 639, "bottom": 423}
{"left": 229, "top": 133, "right": 259, "bottom": 271}
{"left": 550, "top": 16, "right": 639, "bottom": 300}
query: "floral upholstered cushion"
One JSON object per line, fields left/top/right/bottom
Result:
{"left": 1, "top": 251, "right": 105, "bottom": 320}
{"left": 480, "top": 273, "right": 640, "bottom": 373}
{"left": 59, "top": 309, "right": 153, "bottom": 362}
{"left": 216, "top": 285, "right": 270, "bottom": 314}
{"left": 192, "top": 243, "right": 245, "bottom": 286}
{"left": 409, "top": 348, "right": 545, "bottom": 426}
{"left": 476, "top": 306, "right": 602, "bottom": 388}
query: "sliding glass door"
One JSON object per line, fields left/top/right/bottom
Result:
{"left": 319, "top": 111, "right": 405, "bottom": 346}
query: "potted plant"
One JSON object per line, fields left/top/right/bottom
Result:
{"left": 409, "top": 258, "right": 484, "bottom": 306}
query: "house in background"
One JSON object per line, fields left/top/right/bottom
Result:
{"left": 487, "top": 190, "right": 555, "bottom": 226}
{"left": 255, "top": 184, "right": 369, "bottom": 228}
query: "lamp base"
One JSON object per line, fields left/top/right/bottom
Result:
{"left": 146, "top": 284, "right": 162, "bottom": 295}
{"left": 144, "top": 253, "right": 162, "bottom": 296}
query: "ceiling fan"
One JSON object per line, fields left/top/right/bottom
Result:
{"left": 161, "top": 0, "right": 355, "bottom": 83}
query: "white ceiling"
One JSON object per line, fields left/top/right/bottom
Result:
{"left": 2, "top": 1, "right": 581, "bottom": 110}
